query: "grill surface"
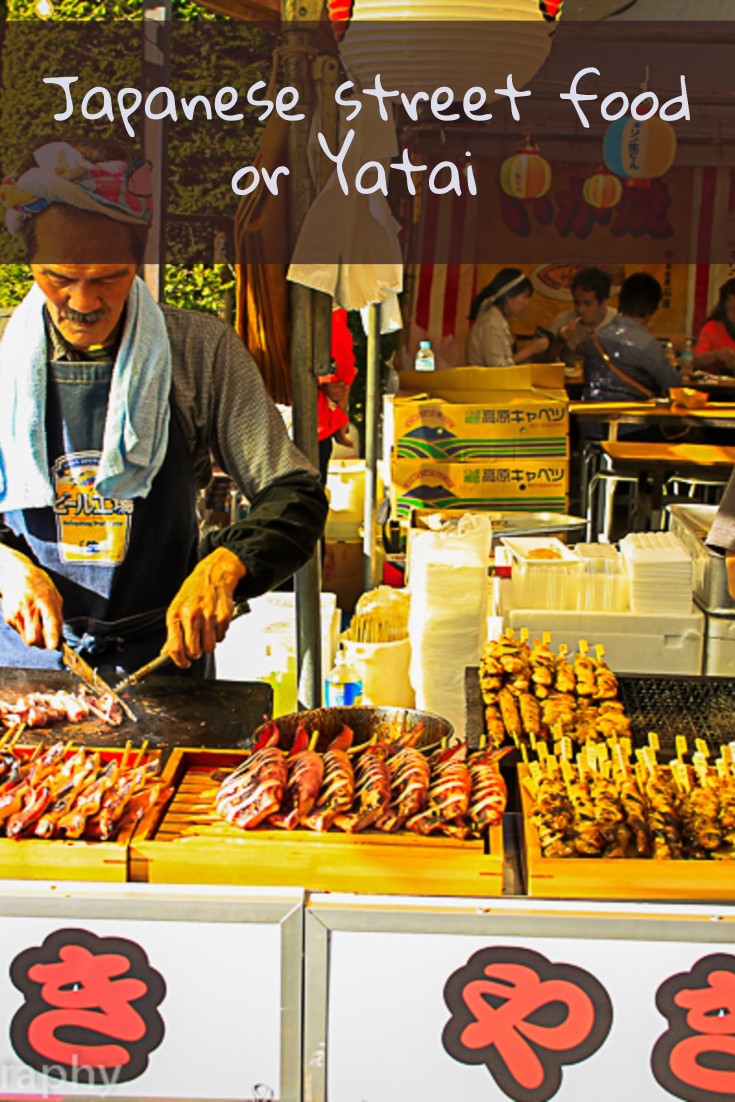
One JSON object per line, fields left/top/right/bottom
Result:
{"left": 618, "top": 675, "right": 735, "bottom": 755}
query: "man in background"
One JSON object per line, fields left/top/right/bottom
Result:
{"left": 551, "top": 267, "right": 616, "bottom": 367}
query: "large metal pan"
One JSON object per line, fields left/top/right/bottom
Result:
{"left": 251, "top": 705, "right": 454, "bottom": 753}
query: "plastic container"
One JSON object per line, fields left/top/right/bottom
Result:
{"left": 324, "top": 646, "right": 363, "bottom": 706}
{"left": 702, "top": 609, "right": 735, "bottom": 676}
{"left": 342, "top": 638, "right": 414, "bottom": 708}
{"left": 507, "top": 606, "right": 705, "bottom": 676}
{"left": 414, "top": 340, "right": 435, "bottom": 372}
{"left": 504, "top": 536, "right": 583, "bottom": 610}
{"left": 325, "top": 459, "right": 384, "bottom": 541}
{"left": 668, "top": 503, "right": 733, "bottom": 613}
{"left": 574, "top": 544, "right": 629, "bottom": 613}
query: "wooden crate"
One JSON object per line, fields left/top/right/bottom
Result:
{"left": 0, "top": 745, "right": 161, "bottom": 883}
{"left": 519, "top": 763, "right": 735, "bottom": 901}
{"left": 130, "top": 749, "right": 504, "bottom": 897}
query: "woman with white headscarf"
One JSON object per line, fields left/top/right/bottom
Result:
{"left": 465, "top": 267, "right": 549, "bottom": 367}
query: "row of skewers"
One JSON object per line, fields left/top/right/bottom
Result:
{"left": 0, "top": 688, "right": 123, "bottom": 729}
{"left": 480, "top": 630, "right": 629, "bottom": 749}
{"left": 523, "top": 736, "right": 735, "bottom": 861}
{"left": 0, "top": 728, "right": 164, "bottom": 841}
{"left": 215, "top": 722, "right": 508, "bottom": 840}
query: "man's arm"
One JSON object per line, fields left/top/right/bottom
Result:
{"left": 162, "top": 311, "right": 328, "bottom": 664}
{"left": 643, "top": 338, "right": 682, "bottom": 392}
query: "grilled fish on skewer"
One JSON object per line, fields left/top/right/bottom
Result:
{"left": 216, "top": 725, "right": 287, "bottom": 830}
{"left": 405, "top": 744, "right": 472, "bottom": 836}
{"left": 303, "top": 726, "right": 355, "bottom": 832}
{"left": 269, "top": 725, "right": 324, "bottom": 830}
{"left": 467, "top": 748, "right": 508, "bottom": 833}
{"left": 333, "top": 746, "right": 391, "bottom": 833}
{"left": 375, "top": 746, "right": 431, "bottom": 832}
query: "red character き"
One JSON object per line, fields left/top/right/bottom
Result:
{"left": 11, "top": 927, "right": 165, "bottom": 1085}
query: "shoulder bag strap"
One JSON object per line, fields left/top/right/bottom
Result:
{"left": 592, "top": 334, "right": 655, "bottom": 400}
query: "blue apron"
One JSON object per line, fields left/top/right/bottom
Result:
{"left": 0, "top": 356, "right": 199, "bottom": 675}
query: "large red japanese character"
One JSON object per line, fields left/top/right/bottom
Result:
{"left": 10, "top": 928, "right": 165, "bottom": 1086}
{"left": 611, "top": 179, "right": 674, "bottom": 240}
{"left": 443, "top": 946, "right": 612, "bottom": 1102}
{"left": 653, "top": 952, "right": 735, "bottom": 1102}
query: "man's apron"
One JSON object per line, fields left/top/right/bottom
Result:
{"left": 0, "top": 357, "right": 199, "bottom": 675}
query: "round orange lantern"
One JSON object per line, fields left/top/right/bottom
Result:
{"left": 603, "top": 116, "right": 677, "bottom": 181}
{"left": 583, "top": 167, "right": 623, "bottom": 209}
{"left": 500, "top": 144, "right": 552, "bottom": 200}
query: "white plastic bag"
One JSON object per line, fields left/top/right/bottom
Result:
{"left": 407, "top": 514, "right": 491, "bottom": 737}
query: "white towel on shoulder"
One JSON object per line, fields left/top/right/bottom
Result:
{"left": 0, "top": 277, "right": 171, "bottom": 511}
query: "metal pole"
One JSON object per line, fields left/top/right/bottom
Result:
{"left": 363, "top": 302, "right": 382, "bottom": 590}
{"left": 141, "top": 0, "right": 171, "bottom": 301}
{"left": 284, "top": 0, "right": 323, "bottom": 708}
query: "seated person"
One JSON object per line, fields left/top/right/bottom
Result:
{"left": 580, "top": 273, "right": 681, "bottom": 440}
{"left": 693, "top": 278, "right": 735, "bottom": 374}
{"left": 465, "top": 268, "right": 549, "bottom": 367}
{"left": 550, "top": 267, "right": 617, "bottom": 366}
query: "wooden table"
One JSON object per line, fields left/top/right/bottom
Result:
{"left": 569, "top": 399, "right": 735, "bottom": 441}
{"left": 600, "top": 440, "right": 735, "bottom": 525}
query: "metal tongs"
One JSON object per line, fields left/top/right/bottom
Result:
{"left": 61, "top": 642, "right": 138, "bottom": 724}
{"left": 115, "top": 601, "right": 250, "bottom": 694}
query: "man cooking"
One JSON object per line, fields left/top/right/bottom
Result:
{"left": 0, "top": 137, "right": 328, "bottom": 675}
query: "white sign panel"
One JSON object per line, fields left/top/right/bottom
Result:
{"left": 327, "top": 929, "right": 735, "bottom": 1102}
{"left": 0, "top": 915, "right": 281, "bottom": 1099}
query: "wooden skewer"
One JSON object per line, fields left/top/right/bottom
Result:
{"left": 133, "top": 740, "right": 150, "bottom": 768}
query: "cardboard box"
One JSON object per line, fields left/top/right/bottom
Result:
{"left": 398, "top": 363, "right": 567, "bottom": 402}
{"left": 392, "top": 394, "right": 569, "bottom": 460}
{"left": 322, "top": 538, "right": 384, "bottom": 613}
{"left": 391, "top": 459, "right": 569, "bottom": 518}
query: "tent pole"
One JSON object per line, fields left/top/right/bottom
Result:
{"left": 284, "top": 2, "right": 323, "bottom": 708}
{"left": 363, "top": 302, "right": 382, "bottom": 591}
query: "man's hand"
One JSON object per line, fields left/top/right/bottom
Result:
{"left": 727, "top": 550, "right": 735, "bottom": 600}
{"left": 558, "top": 317, "right": 581, "bottom": 343}
{"left": 0, "top": 546, "right": 63, "bottom": 650}
{"left": 165, "top": 547, "right": 246, "bottom": 668}
{"left": 334, "top": 423, "right": 354, "bottom": 448}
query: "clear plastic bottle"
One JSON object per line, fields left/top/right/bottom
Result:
{"left": 324, "top": 646, "right": 363, "bottom": 707}
{"left": 679, "top": 337, "right": 694, "bottom": 375}
{"left": 414, "top": 339, "right": 435, "bottom": 372}
{"left": 664, "top": 340, "right": 677, "bottom": 368}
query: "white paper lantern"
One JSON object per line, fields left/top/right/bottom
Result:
{"left": 334, "top": 1, "right": 560, "bottom": 102}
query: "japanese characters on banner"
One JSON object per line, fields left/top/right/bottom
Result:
{"left": 0, "top": 917, "right": 282, "bottom": 1099}
{"left": 326, "top": 931, "right": 735, "bottom": 1102}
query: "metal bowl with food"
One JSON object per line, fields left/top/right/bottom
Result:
{"left": 250, "top": 706, "right": 454, "bottom": 752}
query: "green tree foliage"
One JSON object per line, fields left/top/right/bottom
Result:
{"left": 0, "top": 0, "right": 269, "bottom": 314}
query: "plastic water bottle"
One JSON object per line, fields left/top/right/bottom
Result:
{"left": 664, "top": 340, "right": 677, "bottom": 368}
{"left": 679, "top": 338, "right": 694, "bottom": 375}
{"left": 414, "top": 339, "right": 435, "bottom": 372}
{"left": 324, "top": 646, "right": 363, "bottom": 707}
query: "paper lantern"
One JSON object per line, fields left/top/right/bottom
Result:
{"left": 583, "top": 167, "right": 623, "bottom": 209}
{"left": 500, "top": 144, "right": 552, "bottom": 200}
{"left": 603, "top": 116, "right": 677, "bottom": 181}
{"left": 334, "top": 2, "right": 561, "bottom": 102}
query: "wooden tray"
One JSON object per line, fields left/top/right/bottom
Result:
{"left": 0, "top": 745, "right": 161, "bottom": 883}
{"left": 130, "top": 749, "right": 504, "bottom": 897}
{"left": 518, "top": 763, "right": 735, "bottom": 902}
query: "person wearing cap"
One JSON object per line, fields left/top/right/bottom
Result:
{"left": 0, "top": 137, "right": 328, "bottom": 675}
{"left": 465, "top": 268, "right": 549, "bottom": 368}
{"left": 550, "top": 267, "right": 617, "bottom": 367}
